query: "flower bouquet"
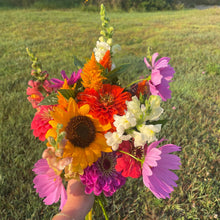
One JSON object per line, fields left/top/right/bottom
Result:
{"left": 27, "top": 4, "right": 181, "bottom": 219}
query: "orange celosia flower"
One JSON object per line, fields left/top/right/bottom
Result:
{"left": 81, "top": 53, "right": 106, "bottom": 91}
{"left": 99, "top": 50, "right": 112, "bottom": 72}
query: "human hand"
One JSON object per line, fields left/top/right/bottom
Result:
{"left": 53, "top": 179, "right": 94, "bottom": 220}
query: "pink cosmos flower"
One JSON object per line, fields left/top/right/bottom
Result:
{"left": 50, "top": 69, "right": 81, "bottom": 90}
{"left": 32, "top": 159, "right": 67, "bottom": 210}
{"left": 31, "top": 106, "right": 53, "bottom": 141}
{"left": 27, "top": 80, "right": 44, "bottom": 108}
{"left": 142, "top": 139, "right": 181, "bottom": 199}
{"left": 144, "top": 53, "right": 175, "bottom": 101}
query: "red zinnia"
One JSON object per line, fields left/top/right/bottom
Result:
{"left": 115, "top": 140, "right": 143, "bottom": 178}
{"left": 31, "top": 106, "right": 53, "bottom": 141}
{"left": 77, "top": 84, "right": 131, "bottom": 129}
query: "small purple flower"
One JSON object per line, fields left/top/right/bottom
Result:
{"left": 80, "top": 152, "right": 126, "bottom": 197}
{"left": 144, "top": 53, "right": 175, "bottom": 101}
{"left": 32, "top": 159, "right": 67, "bottom": 210}
{"left": 50, "top": 69, "right": 81, "bottom": 89}
{"left": 142, "top": 139, "right": 181, "bottom": 199}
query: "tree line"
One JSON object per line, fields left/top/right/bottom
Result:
{"left": 0, "top": 0, "right": 219, "bottom": 10}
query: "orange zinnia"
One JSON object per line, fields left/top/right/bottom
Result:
{"left": 77, "top": 84, "right": 131, "bottom": 130}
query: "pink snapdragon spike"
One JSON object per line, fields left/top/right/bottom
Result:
{"left": 50, "top": 69, "right": 82, "bottom": 89}
{"left": 26, "top": 80, "right": 44, "bottom": 108}
{"left": 142, "top": 139, "right": 181, "bottom": 199}
{"left": 32, "top": 159, "right": 67, "bottom": 210}
{"left": 144, "top": 53, "right": 175, "bottom": 101}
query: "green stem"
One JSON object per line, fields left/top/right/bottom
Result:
{"left": 125, "top": 78, "right": 145, "bottom": 89}
{"left": 97, "top": 197, "right": 109, "bottom": 220}
{"left": 125, "top": 75, "right": 151, "bottom": 89}
{"left": 118, "top": 150, "right": 143, "bottom": 163}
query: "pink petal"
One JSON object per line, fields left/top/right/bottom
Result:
{"left": 59, "top": 184, "right": 67, "bottom": 210}
{"left": 151, "top": 70, "right": 163, "bottom": 85}
{"left": 151, "top": 53, "right": 159, "bottom": 68}
{"left": 144, "top": 57, "right": 152, "bottom": 69}
{"left": 154, "top": 57, "right": 170, "bottom": 69}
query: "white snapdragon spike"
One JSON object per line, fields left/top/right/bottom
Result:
{"left": 93, "top": 41, "right": 111, "bottom": 62}
{"left": 105, "top": 132, "right": 123, "bottom": 151}
{"left": 132, "top": 131, "right": 147, "bottom": 147}
{"left": 144, "top": 95, "right": 164, "bottom": 121}
{"left": 126, "top": 96, "right": 143, "bottom": 123}
{"left": 113, "top": 112, "right": 136, "bottom": 134}
{"left": 138, "top": 124, "right": 161, "bottom": 144}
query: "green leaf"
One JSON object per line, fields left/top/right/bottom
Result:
{"left": 146, "top": 119, "right": 168, "bottom": 127}
{"left": 58, "top": 89, "right": 75, "bottom": 100}
{"left": 38, "top": 93, "right": 58, "bottom": 106}
{"left": 107, "top": 63, "right": 130, "bottom": 77}
{"left": 73, "top": 56, "right": 84, "bottom": 69}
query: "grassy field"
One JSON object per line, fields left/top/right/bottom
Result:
{"left": 0, "top": 7, "right": 220, "bottom": 220}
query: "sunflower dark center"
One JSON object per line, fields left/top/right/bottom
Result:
{"left": 65, "top": 116, "right": 96, "bottom": 148}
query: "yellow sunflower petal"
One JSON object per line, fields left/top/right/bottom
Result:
{"left": 45, "top": 127, "right": 57, "bottom": 139}
{"left": 79, "top": 104, "right": 90, "bottom": 115}
{"left": 67, "top": 98, "right": 78, "bottom": 116}
{"left": 49, "top": 120, "right": 58, "bottom": 128}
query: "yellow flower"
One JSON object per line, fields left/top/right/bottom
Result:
{"left": 81, "top": 53, "right": 106, "bottom": 91}
{"left": 46, "top": 96, "right": 111, "bottom": 174}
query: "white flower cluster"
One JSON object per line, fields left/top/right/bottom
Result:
{"left": 105, "top": 95, "right": 164, "bottom": 150}
{"left": 93, "top": 41, "right": 111, "bottom": 62}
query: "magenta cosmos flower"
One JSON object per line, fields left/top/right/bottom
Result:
{"left": 50, "top": 69, "right": 81, "bottom": 89}
{"left": 80, "top": 152, "right": 126, "bottom": 197}
{"left": 32, "top": 159, "right": 67, "bottom": 210}
{"left": 144, "top": 53, "right": 175, "bottom": 101}
{"left": 142, "top": 139, "right": 181, "bottom": 199}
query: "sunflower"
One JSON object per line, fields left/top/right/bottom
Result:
{"left": 46, "top": 97, "right": 112, "bottom": 174}
{"left": 81, "top": 53, "right": 106, "bottom": 91}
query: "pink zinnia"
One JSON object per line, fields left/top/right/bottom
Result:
{"left": 80, "top": 152, "right": 126, "bottom": 197}
{"left": 32, "top": 159, "right": 67, "bottom": 210}
{"left": 27, "top": 80, "right": 44, "bottom": 108}
{"left": 144, "top": 53, "right": 175, "bottom": 101}
{"left": 31, "top": 106, "right": 53, "bottom": 141}
{"left": 142, "top": 139, "right": 181, "bottom": 199}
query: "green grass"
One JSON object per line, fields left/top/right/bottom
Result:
{"left": 0, "top": 7, "right": 220, "bottom": 220}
